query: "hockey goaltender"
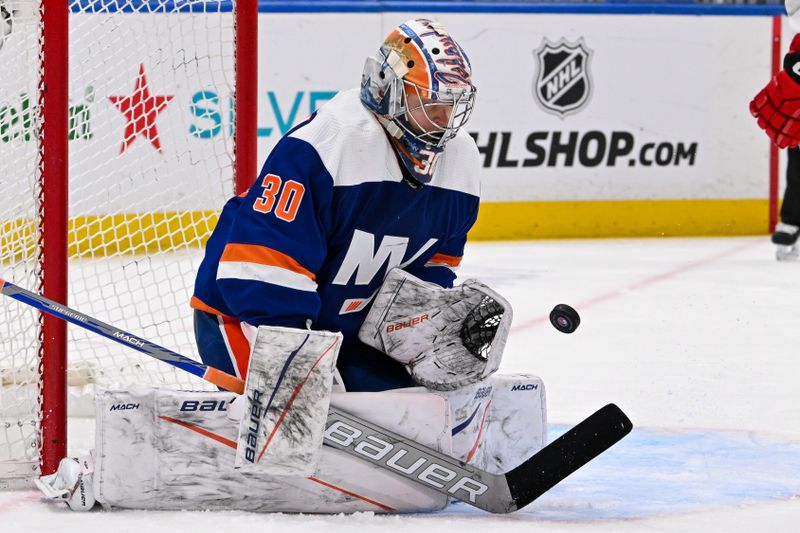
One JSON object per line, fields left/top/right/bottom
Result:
{"left": 32, "top": 19, "right": 631, "bottom": 514}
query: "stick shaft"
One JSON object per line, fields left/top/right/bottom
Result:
{"left": 0, "top": 278, "right": 244, "bottom": 394}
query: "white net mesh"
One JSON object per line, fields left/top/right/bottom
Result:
{"left": 0, "top": 0, "right": 45, "bottom": 483}
{"left": 1, "top": 0, "right": 241, "bottom": 481}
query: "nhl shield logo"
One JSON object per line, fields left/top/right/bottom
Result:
{"left": 533, "top": 38, "right": 593, "bottom": 117}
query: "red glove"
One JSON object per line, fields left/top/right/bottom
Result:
{"left": 750, "top": 34, "right": 800, "bottom": 149}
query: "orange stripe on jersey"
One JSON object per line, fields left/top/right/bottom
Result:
{"left": 428, "top": 253, "right": 462, "bottom": 267}
{"left": 220, "top": 243, "right": 316, "bottom": 281}
{"left": 345, "top": 300, "right": 362, "bottom": 312}
{"left": 221, "top": 316, "right": 251, "bottom": 379}
{"left": 190, "top": 296, "right": 234, "bottom": 319}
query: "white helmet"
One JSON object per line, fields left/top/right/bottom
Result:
{"left": 361, "top": 19, "right": 476, "bottom": 183}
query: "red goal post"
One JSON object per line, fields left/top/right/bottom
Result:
{"left": 0, "top": 0, "right": 257, "bottom": 484}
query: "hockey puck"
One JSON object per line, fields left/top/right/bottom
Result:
{"left": 549, "top": 304, "right": 580, "bottom": 334}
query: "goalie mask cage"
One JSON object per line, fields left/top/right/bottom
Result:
{"left": 0, "top": 0, "right": 257, "bottom": 485}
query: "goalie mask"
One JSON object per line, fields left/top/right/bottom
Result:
{"left": 360, "top": 19, "right": 476, "bottom": 184}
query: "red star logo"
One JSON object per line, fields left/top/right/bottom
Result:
{"left": 108, "top": 64, "right": 174, "bottom": 154}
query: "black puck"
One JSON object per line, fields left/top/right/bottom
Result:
{"left": 549, "top": 304, "right": 580, "bottom": 334}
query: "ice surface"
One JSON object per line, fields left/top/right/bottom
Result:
{"left": 1, "top": 236, "right": 799, "bottom": 531}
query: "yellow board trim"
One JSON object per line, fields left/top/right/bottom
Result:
{"left": 1, "top": 211, "right": 220, "bottom": 261}
{"left": 469, "top": 199, "right": 771, "bottom": 240}
{"left": 67, "top": 211, "right": 220, "bottom": 257}
{"left": 1, "top": 199, "right": 771, "bottom": 261}
{"left": 0, "top": 218, "right": 37, "bottom": 263}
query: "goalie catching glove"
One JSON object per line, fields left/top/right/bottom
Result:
{"left": 359, "top": 269, "right": 512, "bottom": 391}
{"left": 751, "top": 34, "right": 800, "bottom": 148}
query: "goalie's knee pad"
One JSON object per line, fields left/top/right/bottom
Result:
{"left": 438, "top": 373, "right": 547, "bottom": 474}
{"left": 34, "top": 455, "right": 96, "bottom": 511}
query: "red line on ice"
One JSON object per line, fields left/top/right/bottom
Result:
{"left": 511, "top": 240, "right": 759, "bottom": 334}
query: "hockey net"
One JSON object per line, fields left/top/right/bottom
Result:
{"left": 0, "top": 0, "right": 256, "bottom": 485}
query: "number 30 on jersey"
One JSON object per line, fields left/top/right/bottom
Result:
{"left": 252, "top": 173, "right": 305, "bottom": 222}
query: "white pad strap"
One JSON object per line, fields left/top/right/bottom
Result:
{"left": 359, "top": 269, "right": 512, "bottom": 390}
{"left": 234, "top": 325, "right": 342, "bottom": 476}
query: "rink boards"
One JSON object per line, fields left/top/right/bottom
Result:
{"left": 0, "top": 3, "right": 788, "bottom": 245}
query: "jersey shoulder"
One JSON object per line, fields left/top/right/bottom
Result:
{"left": 429, "top": 128, "right": 481, "bottom": 198}
{"left": 288, "top": 89, "right": 400, "bottom": 187}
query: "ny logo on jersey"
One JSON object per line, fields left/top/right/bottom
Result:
{"left": 333, "top": 230, "right": 437, "bottom": 287}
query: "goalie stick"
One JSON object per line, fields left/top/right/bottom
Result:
{"left": 325, "top": 403, "right": 631, "bottom": 513}
{"left": 0, "top": 278, "right": 245, "bottom": 393}
{"left": 0, "top": 278, "right": 632, "bottom": 513}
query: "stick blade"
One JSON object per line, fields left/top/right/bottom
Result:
{"left": 504, "top": 403, "right": 632, "bottom": 511}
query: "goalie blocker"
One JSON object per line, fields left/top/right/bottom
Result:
{"left": 233, "top": 326, "right": 343, "bottom": 477}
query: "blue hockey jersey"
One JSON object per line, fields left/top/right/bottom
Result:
{"left": 192, "top": 89, "right": 481, "bottom": 387}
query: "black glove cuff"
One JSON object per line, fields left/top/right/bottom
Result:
{"left": 783, "top": 51, "right": 800, "bottom": 85}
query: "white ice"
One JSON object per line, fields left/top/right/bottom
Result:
{"left": 2, "top": 236, "right": 799, "bottom": 532}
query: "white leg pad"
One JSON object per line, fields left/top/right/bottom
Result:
{"left": 434, "top": 373, "right": 547, "bottom": 474}
{"left": 93, "top": 388, "right": 451, "bottom": 513}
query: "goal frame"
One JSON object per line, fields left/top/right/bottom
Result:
{"left": 35, "top": 0, "right": 258, "bottom": 477}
